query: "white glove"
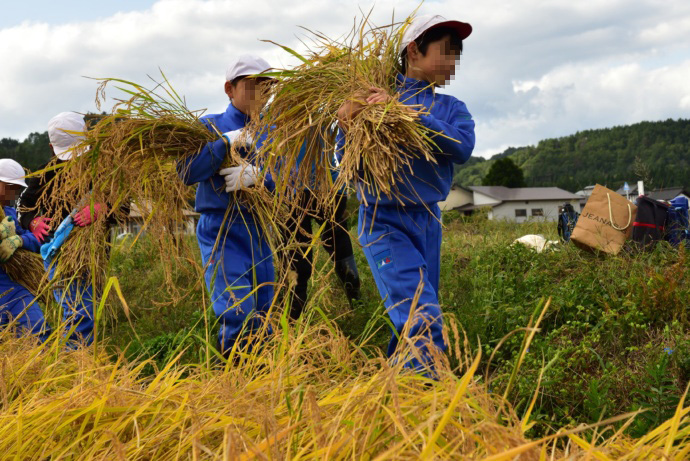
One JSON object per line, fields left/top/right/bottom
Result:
{"left": 219, "top": 164, "right": 259, "bottom": 192}
{"left": 222, "top": 129, "right": 253, "bottom": 146}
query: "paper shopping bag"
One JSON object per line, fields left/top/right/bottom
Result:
{"left": 571, "top": 184, "right": 636, "bottom": 255}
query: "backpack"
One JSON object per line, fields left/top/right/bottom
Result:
{"left": 632, "top": 195, "right": 669, "bottom": 247}
{"left": 665, "top": 196, "right": 689, "bottom": 246}
{"left": 557, "top": 203, "right": 579, "bottom": 242}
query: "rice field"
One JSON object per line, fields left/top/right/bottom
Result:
{"left": 2, "top": 217, "right": 690, "bottom": 459}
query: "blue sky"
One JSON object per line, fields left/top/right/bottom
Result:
{"left": 1, "top": 0, "right": 689, "bottom": 158}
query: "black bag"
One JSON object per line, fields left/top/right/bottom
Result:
{"left": 632, "top": 196, "right": 669, "bottom": 246}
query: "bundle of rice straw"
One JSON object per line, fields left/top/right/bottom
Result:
{"left": 0, "top": 208, "right": 47, "bottom": 298}
{"left": 39, "top": 75, "right": 290, "bottom": 292}
{"left": 256, "top": 13, "right": 442, "bottom": 209}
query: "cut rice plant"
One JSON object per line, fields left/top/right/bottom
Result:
{"left": 38, "top": 74, "right": 293, "bottom": 297}
{"left": 2, "top": 307, "right": 690, "bottom": 459}
{"left": 256, "top": 13, "right": 442, "bottom": 210}
{"left": 0, "top": 207, "right": 48, "bottom": 298}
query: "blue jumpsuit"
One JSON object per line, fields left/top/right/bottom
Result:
{"left": 45, "top": 257, "right": 94, "bottom": 346}
{"left": 179, "top": 103, "right": 274, "bottom": 354}
{"left": 347, "top": 74, "right": 475, "bottom": 371}
{"left": 0, "top": 207, "right": 50, "bottom": 341}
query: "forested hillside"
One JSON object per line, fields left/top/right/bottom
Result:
{"left": 455, "top": 119, "right": 690, "bottom": 192}
{"left": 0, "top": 132, "right": 52, "bottom": 171}
{"left": 5, "top": 119, "right": 690, "bottom": 188}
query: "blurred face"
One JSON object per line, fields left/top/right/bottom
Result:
{"left": 0, "top": 182, "right": 22, "bottom": 206}
{"left": 406, "top": 34, "right": 462, "bottom": 87}
{"left": 225, "top": 77, "right": 273, "bottom": 117}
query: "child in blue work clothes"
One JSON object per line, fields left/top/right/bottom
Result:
{"left": 0, "top": 159, "right": 50, "bottom": 341}
{"left": 178, "top": 55, "right": 275, "bottom": 358}
{"left": 19, "top": 112, "right": 112, "bottom": 347}
{"left": 337, "top": 15, "right": 475, "bottom": 374}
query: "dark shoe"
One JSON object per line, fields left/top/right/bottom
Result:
{"left": 335, "top": 255, "right": 361, "bottom": 302}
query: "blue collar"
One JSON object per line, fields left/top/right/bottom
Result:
{"left": 223, "top": 102, "right": 251, "bottom": 126}
{"left": 396, "top": 73, "right": 433, "bottom": 92}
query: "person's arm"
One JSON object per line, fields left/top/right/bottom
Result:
{"left": 5, "top": 207, "right": 41, "bottom": 253}
{"left": 177, "top": 138, "right": 229, "bottom": 185}
{"left": 415, "top": 100, "right": 475, "bottom": 165}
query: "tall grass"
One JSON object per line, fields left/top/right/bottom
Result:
{"left": 2, "top": 309, "right": 689, "bottom": 459}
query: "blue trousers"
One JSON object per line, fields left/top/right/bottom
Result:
{"left": 197, "top": 211, "right": 274, "bottom": 354}
{"left": 358, "top": 204, "right": 446, "bottom": 371}
{"left": 45, "top": 260, "right": 94, "bottom": 346}
{"left": 0, "top": 273, "right": 50, "bottom": 342}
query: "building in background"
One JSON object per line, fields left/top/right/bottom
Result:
{"left": 112, "top": 202, "right": 199, "bottom": 239}
{"left": 646, "top": 187, "right": 690, "bottom": 202}
{"left": 453, "top": 186, "right": 581, "bottom": 222}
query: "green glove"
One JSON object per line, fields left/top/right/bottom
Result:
{"left": 0, "top": 216, "right": 16, "bottom": 240}
{"left": 0, "top": 235, "right": 22, "bottom": 262}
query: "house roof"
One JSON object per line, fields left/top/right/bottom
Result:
{"left": 468, "top": 186, "right": 580, "bottom": 202}
{"left": 646, "top": 187, "right": 689, "bottom": 202}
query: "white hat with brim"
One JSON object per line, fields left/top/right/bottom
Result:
{"left": 48, "top": 112, "right": 87, "bottom": 161}
{"left": 399, "top": 14, "right": 472, "bottom": 56}
{"left": 0, "top": 158, "right": 28, "bottom": 188}
{"left": 225, "top": 54, "right": 273, "bottom": 82}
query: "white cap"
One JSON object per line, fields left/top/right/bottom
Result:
{"left": 225, "top": 54, "right": 272, "bottom": 82}
{"left": 48, "top": 112, "right": 87, "bottom": 161}
{"left": 0, "top": 159, "right": 27, "bottom": 188}
{"left": 399, "top": 14, "right": 472, "bottom": 56}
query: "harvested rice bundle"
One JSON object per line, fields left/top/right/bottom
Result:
{"left": 0, "top": 208, "right": 47, "bottom": 297}
{"left": 257, "top": 15, "right": 440, "bottom": 209}
{"left": 40, "top": 76, "right": 290, "bottom": 287}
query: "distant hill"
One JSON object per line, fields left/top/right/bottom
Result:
{"left": 0, "top": 132, "right": 52, "bottom": 171}
{"left": 454, "top": 119, "right": 690, "bottom": 192}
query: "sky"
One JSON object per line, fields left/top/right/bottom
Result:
{"left": 1, "top": 0, "right": 689, "bottom": 158}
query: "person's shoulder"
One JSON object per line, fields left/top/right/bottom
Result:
{"left": 435, "top": 92, "right": 463, "bottom": 105}
{"left": 436, "top": 93, "right": 472, "bottom": 116}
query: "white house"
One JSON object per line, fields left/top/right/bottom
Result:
{"left": 465, "top": 186, "right": 581, "bottom": 222}
{"left": 111, "top": 202, "right": 199, "bottom": 238}
{"left": 438, "top": 186, "right": 473, "bottom": 211}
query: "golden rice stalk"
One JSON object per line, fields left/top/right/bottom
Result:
{"left": 255, "top": 13, "right": 439, "bottom": 210}
{"left": 38, "top": 75, "right": 294, "bottom": 290}
{"left": 0, "top": 208, "right": 47, "bottom": 297}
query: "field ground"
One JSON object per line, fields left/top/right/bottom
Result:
{"left": 2, "top": 210, "right": 690, "bottom": 458}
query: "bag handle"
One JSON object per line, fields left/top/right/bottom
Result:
{"left": 607, "top": 193, "right": 632, "bottom": 231}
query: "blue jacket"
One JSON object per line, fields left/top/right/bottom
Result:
{"left": 1, "top": 206, "right": 41, "bottom": 279}
{"left": 338, "top": 74, "right": 475, "bottom": 207}
{"left": 178, "top": 103, "right": 272, "bottom": 214}
{"left": 293, "top": 138, "right": 340, "bottom": 191}
{"left": 3, "top": 206, "right": 40, "bottom": 253}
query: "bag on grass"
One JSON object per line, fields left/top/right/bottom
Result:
{"left": 632, "top": 195, "right": 669, "bottom": 247}
{"left": 571, "top": 184, "right": 636, "bottom": 255}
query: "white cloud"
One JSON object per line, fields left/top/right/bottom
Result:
{"left": 1, "top": 0, "right": 689, "bottom": 161}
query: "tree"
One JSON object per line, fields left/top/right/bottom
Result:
{"left": 482, "top": 157, "right": 526, "bottom": 187}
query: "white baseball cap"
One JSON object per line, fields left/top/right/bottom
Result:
{"left": 48, "top": 112, "right": 87, "bottom": 161}
{"left": 225, "top": 54, "right": 273, "bottom": 82}
{"left": 0, "top": 159, "right": 27, "bottom": 188}
{"left": 399, "top": 14, "right": 472, "bottom": 56}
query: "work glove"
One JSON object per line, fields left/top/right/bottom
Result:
{"left": 222, "top": 129, "right": 253, "bottom": 147}
{"left": 74, "top": 203, "right": 106, "bottom": 227}
{"left": 0, "top": 235, "right": 22, "bottom": 262}
{"left": 0, "top": 216, "right": 16, "bottom": 240}
{"left": 218, "top": 164, "right": 259, "bottom": 193}
{"left": 29, "top": 216, "right": 51, "bottom": 243}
